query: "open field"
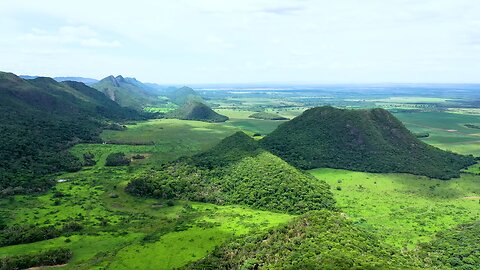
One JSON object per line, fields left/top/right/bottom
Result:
{"left": 310, "top": 168, "right": 480, "bottom": 249}
{"left": 395, "top": 112, "right": 480, "bottom": 156}
{"left": 99, "top": 119, "right": 238, "bottom": 163}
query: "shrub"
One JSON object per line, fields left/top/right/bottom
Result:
{"left": 0, "top": 248, "right": 72, "bottom": 270}
{"left": 105, "top": 152, "right": 130, "bottom": 166}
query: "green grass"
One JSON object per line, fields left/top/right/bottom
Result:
{"left": 310, "top": 168, "right": 480, "bottom": 249}
{"left": 462, "top": 162, "right": 480, "bottom": 175}
{"left": 214, "top": 109, "right": 286, "bottom": 135}
{"left": 98, "top": 119, "right": 239, "bottom": 164}
{"left": 107, "top": 204, "right": 291, "bottom": 270}
{"left": 395, "top": 111, "right": 480, "bottom": 156}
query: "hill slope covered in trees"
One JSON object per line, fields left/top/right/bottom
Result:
{"left": 185, "top": 210, "right": 422, "bottom": 270}
{"left": 261, "top": 106, "right": 474, "bottom": 179}
{"left": 166, "top": 101, "right": 229, "bottom": 122}
{"left": 167, "top": 86, "right": 204, "bottom": 105}
{"left": 126, "top": 132, "right": 335, "bottom": 214}
{"left": 0, "top": 72, "right": 140, "bottom": 195}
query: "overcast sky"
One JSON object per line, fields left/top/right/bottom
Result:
{"left": 1, "top": 0, "right": 479, "bottom": 84}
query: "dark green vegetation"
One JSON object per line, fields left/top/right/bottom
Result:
{"left": 0, "top": 72, "right": 140, "bottom": 195}
{"left": 419, "top": 221, "right": 480, "bottom": 269}
{"left": 0, "top": 222, "right": 82, "bottom": 247}
{"left": 126, "top": 132, "right": 335, "bottom": 214}
{"left": 166, "top": 101, "right": 229, "bottom": 122}
{"left": 167, "top": 86, "right": 204, "bottom": 105}
{"left": 414, "top": 132, "right": 430, "bottom": 138}
{"left": 261, "top": 106, "right": 474, "bottom": 179}
{"left": 185, "top": 210, "right": 421, "bottom": 270}
{"left": 464, "top": 123, "right": 480, "bottom": 129}
{"left": 92, "top": 75, "right": 158, "bottom": 110}
{"left": 0, "top": 248, "right": 72, "bottom": 270}
{"left": 105, "top": 152, "right": 131, "bottom": 166}
{"left": 248, "top": 111, "right": 288, "bottom": 120}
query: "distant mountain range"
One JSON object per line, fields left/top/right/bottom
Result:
{"left": 20, "top": 75, "right": 99, "bottom": 85}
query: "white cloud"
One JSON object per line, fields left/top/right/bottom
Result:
{"left": 0, "top": 0, "right": 480, "bottom": 83}
{"left": 80, "top": 38, "right": 121, "bottom": 48}
{"left": 18, "top": 25, "right": 121, "bottom": 49}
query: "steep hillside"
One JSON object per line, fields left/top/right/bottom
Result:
{"left": 249, "top": 111, "right": 289, "bottom": 120}
{"left": 126, "top": 132, "right": 335, "bottom": 214}
{"left": 0, "top": 72, "right": 140, "bottom": 195}
{"left": 261, "top": 106, "right": 474, "bottom": 179}
{"left": 167, "top": 86, "right": 203, "bottom": 105}
{"left": 91, "top": 75, "right": 157, "bottom": 109}
{"left": 185, "top": 210, "right": 421, "bottom": 270}
{"left": 166, "top": 101, "right": 229, "bottom": 122}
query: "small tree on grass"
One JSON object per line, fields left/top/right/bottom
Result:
{"left": 105, "top": 152, "right": 130, "bottom": 166}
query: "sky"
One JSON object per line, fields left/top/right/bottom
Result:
{"left": 1, "top": 0, "right": 480, "bottom": 84}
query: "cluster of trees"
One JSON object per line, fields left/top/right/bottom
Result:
{"left": 248, "top": 112, "right": 288, "bottom": 120}
{"left": 261, "top": 106, "right": 475, "bottom": 179}
{"left": 0, "top": 248, "right": 72, "bottom": 270}
{"left": 105, "top": 152, "right": 131, "bottom": 166}
{"left": 464, "top": 124, "right": 480, "bottom": 129}
{"left": 0, "top": 222, "right": 83, "bottom": 247}
{"left": 82, "top": 152, "right": 96, "bottom": 166}
{"left": 126, "top": 132, "right": 335, "bottom": 214}
{"left": 184, "top": 210, "right": 421, "bottom": 269}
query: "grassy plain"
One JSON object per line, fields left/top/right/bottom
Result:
{"left": 99, "top": 119, "right": 239, "bottom": 163}
{"left": 310, "top": 168, "right": 480, "bottom": 249}
{"left": 395, "top": 112, "right": 480, "bottom": 156}
{"left": 215, "top": 109, "right": 286, "bottom": 135}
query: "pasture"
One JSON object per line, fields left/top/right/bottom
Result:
{"left": 310, "top": 168, "right": 480, "bottom": 249}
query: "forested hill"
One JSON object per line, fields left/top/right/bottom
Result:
{"left": 166, "top": 101, "right": 229, "bottom": 122}
{"left": 167, "top": 86, "right": 204, "bottom": 105}
{"left": 261, "top": 106, "right": 475, "bottom": 179}
{"left": 126, "top": 132, "right": 335, "bottom": 214}
{"left": 0, "top": 72, "right": 141, "bottom": 196}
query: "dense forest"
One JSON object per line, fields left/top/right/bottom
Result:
{"left": 0, "top": 72, "right": 141, "bottom": 195}
{"left": 126, "top": 132, "right": 335, "bottom": 214}
{"left": 261, "top": 106, "right": 475, "bottom": 179}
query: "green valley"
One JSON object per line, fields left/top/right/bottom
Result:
{"left": 1, "top": 71, "right": 479, "bottom": 270}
